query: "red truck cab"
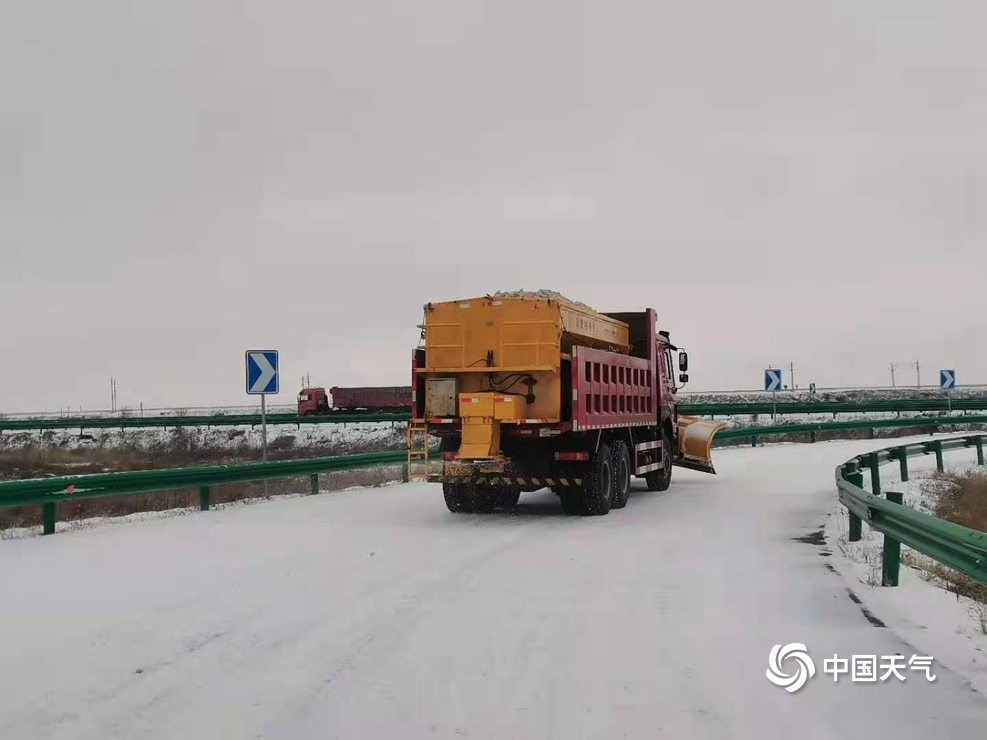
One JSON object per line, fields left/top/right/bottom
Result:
{"left": 297, "top": 387, "right": 330, "bottom": 416}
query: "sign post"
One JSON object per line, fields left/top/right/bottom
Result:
{"left": 940, "top": 369, "right": 955, "bottom": 413}
{"left": 764, "top": 368, "right": 783, "bottom": 421}
{"left": 246, "top": 350, "right": 279, "bottom": 495}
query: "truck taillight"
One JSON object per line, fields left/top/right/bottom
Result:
{"left": 441, "top": 451, "right": 457, "bottom": 460}
{"left": 554, "top": 451, "right": 589, "bottom": 461}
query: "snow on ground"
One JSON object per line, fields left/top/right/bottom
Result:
{"left": 683, "top": 386, "right": 987, "bottom": 405}
{"left": 1, "top": 437, "right": 986, "bottom": 739}
{"left": 3, "top": 409, "right": 984, "bottom": 456}
{"left": 824, "top": 433, "right": 987, "bottom": 696}
{"left": 0, "top": 403, "right": 299, "bottom": 419}
{"left": 0, "top": 421, "right": 409, "bottom": 454}
{"left": 4, "top": 385, "right": 986, "bottom": 420}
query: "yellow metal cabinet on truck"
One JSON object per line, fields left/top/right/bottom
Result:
{"left": 419, "top": 294, "right": 627, "bottom": 421}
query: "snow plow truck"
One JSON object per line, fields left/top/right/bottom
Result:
{"left": 407, "top": 290, "right": 726, "bottom": 515}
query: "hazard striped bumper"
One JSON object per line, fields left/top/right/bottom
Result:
{"left": 427, "top": 474, "right": 584, "bottom": 488}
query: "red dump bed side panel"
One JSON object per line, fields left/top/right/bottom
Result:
{"left": 571, "top": 346, "right": 656, "bottom": 431}
{"left": 330, "top": 385, "right": 411, "bottom": 409}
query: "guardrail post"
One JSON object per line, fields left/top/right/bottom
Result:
{"left": 199, "top": 486, "right": 210, "bottom": 511}
{"left": 975, "top": 436, "right": 984, "bottom": 466}
{"left": 751, "top": 435, "right": 757, "bottom": 448}
{"left": 895, "top": 448, "right": 909, "bottom": 482}
{"left": 869, "top": 453, "right": 881, "bottom": 497}
{"left": 42, "top": 502, "right": 56, "bottom": 535}
{"left": 810, "top": 431, "right": 816, "bottom": 443}
{"left": 868, "top": 427, "right": 875, "bottom": 440}
{"left": 882, "top": 491, "right": 904, "bottom": 586}
{"left": 310, "top": 474, "right": 319, "bottom": 495}
{"left": 934, "top": 440, "right": 944, "bottom": 471}
{"left": 845, "top": 462, "right": 863, "bottom": 542}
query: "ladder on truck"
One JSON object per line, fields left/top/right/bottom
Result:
{"left": 406, "top": 420, "right": 429, "bottom": 481}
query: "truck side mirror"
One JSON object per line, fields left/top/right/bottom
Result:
{"left": 679, "top": 373, "right": 689, "bottom": 385}
{"left": 679, "top": 352, "right": 688, "bottom": 372}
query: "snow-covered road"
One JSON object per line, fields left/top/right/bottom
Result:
{"left": 1, "top": 437, "right": 986, "bottom": 739}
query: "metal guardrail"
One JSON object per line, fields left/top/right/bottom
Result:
{"left": 3, "top": 398, "right": 987, "bottom": 432}
{"left": 6, "top": 414, "right": 987, "bottom": 537}
{"left": 0, "top": 450, "right": 408, "bottom": 535}
{"left": 693, "top": 397, "right": 987, "bottom": 417}
{"left": 714, "top": 415, "right": 987, "bottom": 444}
{"left": 835, "top": 434, "right": 987, "bottom": 587}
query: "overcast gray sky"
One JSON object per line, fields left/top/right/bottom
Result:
{"left": 2, "top": 1, "right": 985, "bottom": 413}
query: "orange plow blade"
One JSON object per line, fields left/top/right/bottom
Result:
{"left": 674, "top": 416, "right": 728, "bottom": 474}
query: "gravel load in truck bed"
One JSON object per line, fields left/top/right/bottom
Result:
{"left": 491, "top": 289, "right": 596, "bottom": 312}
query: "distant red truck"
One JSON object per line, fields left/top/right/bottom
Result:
{"left": 297, "top": 385, "right": 411, "bottom": 415}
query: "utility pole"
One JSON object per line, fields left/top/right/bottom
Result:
{"left": 914, "top": 359, "right": 921, "bottom": 388}
{"left": 890, "top": 363, "right": 897, "bottom": 388}
{"left": 789, "top": 362, "right": 796, "bottom": 390}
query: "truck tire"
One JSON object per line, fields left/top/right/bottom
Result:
{"left": 472, "top": 484, "right": 497, "bottom": 513}
{"left": 581, "top": 441, "right": 613, "bottom": 515}
{"left": 443, "top": 481, "right": 476, "bottom": 513}
{"left": 439, "top": 435, "right": 475, "bottom": 513}
{"left": 610, "top": 439, "right": 631, "bottom": 509}
{"left": 645, "top": 428, "right": 672, "bottom": 492}
{"left": 495, "top": 485, "right": 521, "bottom": 509}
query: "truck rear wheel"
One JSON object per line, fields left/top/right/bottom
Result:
{"left": 645, "top": 429, "right": 672, "bottom": 492}
{"left": 472, "top": 485, "right": 498, "bottom": 513}
{"left": 581, "top": 441, "right": 613, "bottom": 515}
{"left": 495, "top": 485, "right": 521, "bottom": 509}
{"left": 610, "top": 439, "right": 631, "bottom": 509}
{"left": 443, "top": 481, "right": 476, "bottom": 513}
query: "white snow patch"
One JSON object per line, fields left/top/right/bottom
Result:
{"left": 0, "top": 421, "right": 409, "bottom": 454}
